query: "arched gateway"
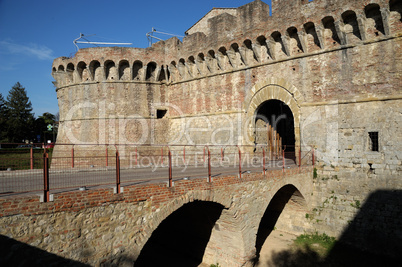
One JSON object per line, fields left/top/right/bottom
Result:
{"left": 244, "top": 78, "right": 303, "bottom": 161}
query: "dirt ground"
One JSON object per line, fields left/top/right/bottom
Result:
{"left": 199, "top": 230, "right": 296, "bottom": 267}
{"left": 254, "top": 230, "right": 297, "bottom": 267}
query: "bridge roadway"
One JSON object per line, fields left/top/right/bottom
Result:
{"left": 0, "top": 158, "right": 296, "bottom": 196}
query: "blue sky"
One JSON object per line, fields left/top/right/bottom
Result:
{"left": 0, "top": 0, "right": 271, "bottom": 117}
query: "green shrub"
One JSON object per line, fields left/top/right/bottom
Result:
{"left": 294, "top": 232, "right": 336, "bottom": 252}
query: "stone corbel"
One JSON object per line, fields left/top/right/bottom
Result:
{"left": 281, "top": 35, "right": 291, "bottom": 56}
{"left": 194, "top": 59, "right": 205, "bottom": 76}
{"left": 161, "top": 66, "right": 168, "bottom": 82}
{"left": 154, "top": 66, "right": 162, "bottom": 82}
{"left": 315, "top": 25, "right": 325, "bottom": 49}
{"left": 177, "top": 63, "right": 187, "bottom": 79}
{"left": 356, "top": 14, "right": 367, "bottom": 41}
{"left": 266, "top": 38, "right": 276, "bottom": 60}
{"left": 138, "top": 67, "right": 145, "bottom": 81}
{"left": 215, "top": 54, "right": 225, "bottom": 71}
{"left": 297, "top": 31, "right": 308, "bottom": 53}
{"left": 251, "top": 43, "right": 261, "bottom": 63}
{"left": 168, "top": 64, "right": 178, "bottom": 82}
{"left": 334, "top": 20, "right": 347, "bottom": 45}
{"left": 184, "top": 62, "right": 194, "bottom": 78}
{"left": 205, "top": 55, "right": 218, "bottom": 73}
{"left": 238, "top": 46, "right": 248, "bottom": 66}
{"left": 166, "top": 65, "right": 173, "bottom": 82}
{"left": 380, "top": 8, "right": 390, "bottom": 36}
{"left": 226, "top": 50, "right": 237, "bottom": 69}
{"left": 99, "top": 66, "right": 106, "bottom": 81}
{"left": 73, "top": 69, "right": 80, "bottom": 83}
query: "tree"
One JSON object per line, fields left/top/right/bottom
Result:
{"left": 0, "top": 93, "right": 8, "bottom": 142}
{"left": 34, "top": 112, "right": 57, "bottom": 142}
{"left": 39, "top": 112, "right": 56, "bottom": 124}
{"left": 5, "top": 82, "right": 34, "bottom": 142}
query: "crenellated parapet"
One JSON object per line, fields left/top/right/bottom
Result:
{"left": 51, "top": 46, "right": 172, "bottom": 88}
{"left": 52, "top": 0, "right": 402, "bottom": 88}
{"left": 163, "top": 0, "right": 401, "bottom": 83}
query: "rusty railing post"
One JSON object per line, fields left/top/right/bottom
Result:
{"left": 30, "top": 147, "right": 34, "bottom": 170}
{"left": 238, "top": 146, "right": 242, "bottom": 179}
{"left": 221, "top": 147, "right": 223, "bottom": 162}
{"left": 282, "top": 147, "right": 285, "bottom": 172}
{"left": 183, "top": 146, "right": 186, "bottom": 165}
{"left": 263, "top": 147, "right": 266, "bottom": 175}
{"left": 168, "top": 149, "right": 173, "bottom": 187}
{"left": 116, "top": 151, "right": 121, "bottom": 194}
{"left": 161, "top": 147, "right": 164, "bottom": 165}
{"left": 135, "top": 147, "right": 138, "bottom": 167}
{"left": 299, "top": 148, "right": 301, "bottom": 168}
{"left": 312, "top": 148, "right": 315, "bottom": 166}
{"left": 277, "top": 133, "right": 280, "bottom": 158}
{"left": 43, "top": 153, "right": 49, "bottom": 202}
{"left": 106, "top": 146, "right": 108, "bottom": 167}
{"left": 208, "top": 148, "right": 211, "bottom": 182}
{"left": 71, "top": 146, "right": 74, "bottom": 168}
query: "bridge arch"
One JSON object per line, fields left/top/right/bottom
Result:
{"left": 134, "top": 190, "right": 233, "bottom": 264}
{"left": 253, "top": 184, "right": 309, "bottom": 264}
{"left": 135, "top": 200, "right": 225, "bottom": 266}
{"left": 244, "top": 78, "right": 303, "bottom": 154}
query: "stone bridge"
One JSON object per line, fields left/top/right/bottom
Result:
{"left": 0, "top": 167, "right": 313, "bottom": 266}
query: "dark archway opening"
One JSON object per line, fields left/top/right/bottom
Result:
{"left": 135, "top": 201, "right": 224, "bottom": 267}
{"left": 253, "top": 185, "right": 307, "bottom": 265}
{"left": 255, "top": 99, "right": 295, "bottom": 152}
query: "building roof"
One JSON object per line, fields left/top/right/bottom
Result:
{"left": 185, "top": 7, "right": 237, "bottom": 35}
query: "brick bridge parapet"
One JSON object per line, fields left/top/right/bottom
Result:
{"left": 0, "top": 167, "right": 313, "bottom": 266}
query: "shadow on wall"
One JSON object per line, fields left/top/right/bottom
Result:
{"left": 0, "top": 235, "right": 90, "bottom": 267}
{"left": 264, "top": 190, "right": 402, "bottom": 266}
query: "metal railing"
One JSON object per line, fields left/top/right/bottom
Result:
{"left": 0, "top": 143, "right": 315, "bottom": 201}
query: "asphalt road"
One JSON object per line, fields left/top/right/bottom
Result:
{"left": 0, "top": 158, "right": 296, "bottom": 197}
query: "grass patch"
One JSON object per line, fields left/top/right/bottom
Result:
{"left": 293, "top": 232, "right": 336, "bottom": 257}
{"left": 313, "top": 168, "right": 317, "bottom": 178}
{"left": 0, "top": 148, "right": 53, "bottom": 170}
{"left": 351, "top": 200, "right": 361, "bottom": 209}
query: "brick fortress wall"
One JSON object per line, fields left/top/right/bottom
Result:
{"left": 44, "top": 0, "right": 402, "bottom": 263}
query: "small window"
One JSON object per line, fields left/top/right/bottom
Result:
{"left": 368, "top": 132, "right": 379, "bottom": 151}
{"left": 156, "top": 109, "right": 167, "bottom": 119}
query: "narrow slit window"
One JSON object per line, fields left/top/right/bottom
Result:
{"left": 368, "top": 132, "right": 379, "bottom": 151}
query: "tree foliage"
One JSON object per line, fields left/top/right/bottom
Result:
{"left": 0, "top": 93, "right": 8, "bottom": 142}
{"left": 35, "top": 112, "right": 57, "bottom": 143}
{"left": 5, "top": 82, "right": 34, "bottom": 142}
{"left": 1, "top": 82, "right": 58, "bottom": 143}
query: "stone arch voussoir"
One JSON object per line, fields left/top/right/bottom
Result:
{"left": 137, "top": 189, "right": 231, "bottom": 253}
{"left": 244, "top": 78, "right": 303, "bottom": 150}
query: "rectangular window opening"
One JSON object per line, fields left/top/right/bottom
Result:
{"left": 368, "top": 132, "right": 379, "bottom": 152}
{"left": 156, "top": 109, "right": 167, "bottom": 119}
